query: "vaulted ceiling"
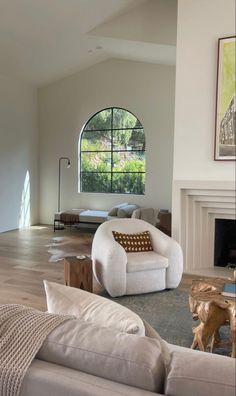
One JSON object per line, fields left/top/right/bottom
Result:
{"left": 0, "top": 0, "right": 177, "bottom": 86}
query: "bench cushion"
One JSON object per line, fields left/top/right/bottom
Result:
{"left": 79, "top": 210, "right": 109, "bottom": 223}
{"left": 54, "top": 209, "right": 108, "bottom": 224}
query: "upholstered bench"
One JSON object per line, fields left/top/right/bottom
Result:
{"left": 54, "top": 209, "right": 109, "bottom": 231}
{"left": 54, "top": 205, "right": 157, "bottom": 231}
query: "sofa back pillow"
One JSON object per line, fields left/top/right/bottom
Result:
{"left": 112, "top": 230, "right": 153, "bottom": 253}
{"left": 44, "top": 281, "right": 145, "bottom": 336}
{"left": 143, "top": 319, "right": 171, "bottom": 368}
{"left": 117, "top": 204, "right": 139, "bottom": 218}
{"left": 37, "top": 318, "right": 165, "bottom": 393}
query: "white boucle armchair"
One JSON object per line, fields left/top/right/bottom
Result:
{"left": 92, "top": 219, "right": 183, "bottom": 297}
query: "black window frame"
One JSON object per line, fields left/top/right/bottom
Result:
{"left": 79, "top": 107, "right": 145, "bottom": 195}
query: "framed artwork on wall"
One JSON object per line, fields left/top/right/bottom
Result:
{"left": 214, "top": 36, "right": 236, "bottom": 161}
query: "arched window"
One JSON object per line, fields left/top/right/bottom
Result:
{"left": 79, "top": 107, "right": 145, "bottom": 194}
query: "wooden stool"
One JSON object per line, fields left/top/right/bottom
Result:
{"left": 64, "top": 255, "right": 92, "bottom": 292}
{"left": 157, "top": 211, "right": 171, "bottom": 236}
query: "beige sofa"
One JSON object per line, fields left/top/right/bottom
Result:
{"left": 13, "top": 282, "right": 234, "bottom": 396}
{"left": 20, "top": 320, "right": 235, "bottom": 396}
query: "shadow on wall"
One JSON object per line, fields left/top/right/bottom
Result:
{"left": 19, "top": 170, "right": 30, "bottom": 228}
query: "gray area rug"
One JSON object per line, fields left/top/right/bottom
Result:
{"left": 100, "top": 288, "right": 231, "bottom": 357}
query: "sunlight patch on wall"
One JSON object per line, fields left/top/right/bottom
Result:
{"left": 19, "top": 170, "right": 31, "bottom": 228}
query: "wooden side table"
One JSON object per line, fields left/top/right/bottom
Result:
{"left": 64, "top": 255, "right": 92, "bottom": 292}
{"left": 157, "top": 211, "right": 171, "bottom": 236}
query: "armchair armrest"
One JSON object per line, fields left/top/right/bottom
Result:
{"left": 92, "top": 225, "right": 127, "bottom": 297}
{"left": 149, "top": 227, "right": 183, "bottom": 288}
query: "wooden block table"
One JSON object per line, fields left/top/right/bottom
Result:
{"left": 64, "top": 255, "right": 92, "bottom": 292}
{"left": 189, "top": 278, "right": 236, "bottom": 357}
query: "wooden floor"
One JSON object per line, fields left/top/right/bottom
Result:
{"left": 0, "top": 225, "right": 195, "bottom": 311}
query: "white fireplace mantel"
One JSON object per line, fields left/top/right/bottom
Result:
{"left": 172, "top": 180, "right": 235, "bottom": 273}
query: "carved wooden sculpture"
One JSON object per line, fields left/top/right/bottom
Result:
{"left": 189, "top": 278, "right": 236, "bottom": 357}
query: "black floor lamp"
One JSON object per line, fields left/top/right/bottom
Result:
{"left": 58, "top": 157, "right": 71, "bottom": 212}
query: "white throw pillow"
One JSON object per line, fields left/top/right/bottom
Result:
{"left": 43, "top": 280, "right": 145, "bottom": 335}
{"left": 117, "top": 204, "right": 139, "bottom": 218}
{"left": 108, "top": 202, "right": 128, "bottom": 216}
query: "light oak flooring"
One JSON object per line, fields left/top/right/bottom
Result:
{"left": 0, "top": 225, "right": 196, "bottom": 311}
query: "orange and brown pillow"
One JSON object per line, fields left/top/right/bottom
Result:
{"left": 112, "top": 231, "right": 153, "bottom": 253}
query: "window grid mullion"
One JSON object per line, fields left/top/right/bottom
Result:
{"left": 84, "top": 127, "right": 143, "bottom": 132}
{"left": 111, "top": 108, "right": 114, "bottom": 193}
{"left": 81, "top": 171, "right": 145, "bottom": 174}
{"left": 80, "top": 107, "right": 145, "bottom": 195}
{"left": 81, "top": 149, "right": 144, "bottom": 153}
{"left": 80, "top": 122, "right": 82, "bottom": 191}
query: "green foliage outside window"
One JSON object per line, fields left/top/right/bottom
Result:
{"left": 80, "top": 108, "right": 145, "bottom": 194}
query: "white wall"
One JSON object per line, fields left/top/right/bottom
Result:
{"left": 172, "top": 0, "right": 235, "bottom": 253}
{"left": 0, "top": 77, "right": 38, "bottom": 232}
{"left": 39, "top": 59, "right": 175, "bottom": 224}
{"left": 173, "top": 0, "right": 235, "bottom": 181}
{"left": 90, "top": 0, "right": 177, "bottom": 45}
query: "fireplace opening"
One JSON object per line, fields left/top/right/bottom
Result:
{"left": 214, "top": 219, "right": 236, "bottom": 268}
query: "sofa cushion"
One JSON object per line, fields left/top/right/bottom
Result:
{"left": 21, "top": 359, "right": 161, "bottom": 396}
{"left": 117, "top": 204, "right": 139, "bottom": 218}
{"left": 108, "top": 203, "right": 128, "bottom": 216}
{"left": 127, "top": 251, "right": 168, "bottom": 272}
{"left": 37, "top": 318, "right": 165, "bottom": 393}
{"left": 165, "top": 350, "right": 236, "bottom": 396}
{"left": 113, "top": 230, "right": 153, "bottom": 253}
{"left": 44, "top": 281, "right": 145, "bottom": 335}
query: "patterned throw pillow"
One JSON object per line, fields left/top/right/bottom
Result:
{"left": 112, "top": 231, "right": 153, "bottom": 253}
